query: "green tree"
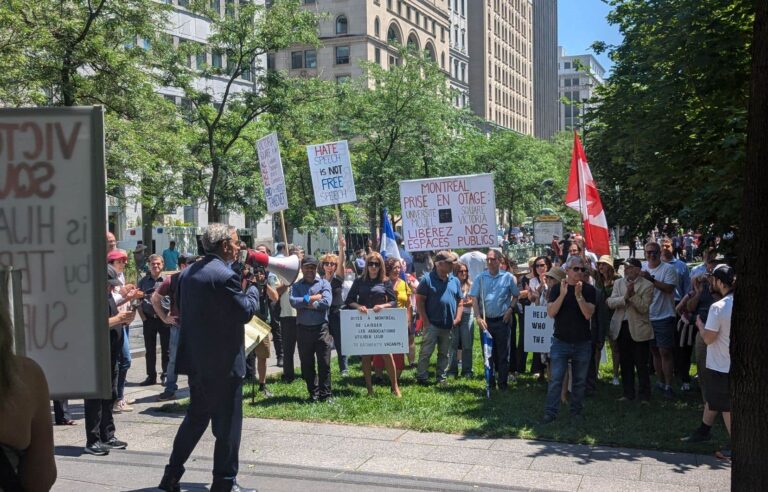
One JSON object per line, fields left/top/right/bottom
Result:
{"left": 341, "top": 48, "right": 477, "bottom": 236}
{"left": 586, "top": 0, "right": 753, "bottom": 238}
{"left": 168, "top": 0, "right": 320, "bottom": 223}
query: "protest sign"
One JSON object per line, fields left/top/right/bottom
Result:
{"left": 340, "top": 308, "right": 408, "bottom": 356}
{"left": 306, "top": 140, "right": 356, "bottom": 206}
{"left": 399, "top": 173, "right": 497, "bottom": 251}
{"left": 523, "top": 305, "right": 555, "bottom": 352}
{"left": 0, "top": 107, "right": 111, "bottom": 399}
{"left": 256, "top": 132, "right": 288, "bottom": 213}
{"left": 533, "top": 220, "right": 563, "bottom": 245}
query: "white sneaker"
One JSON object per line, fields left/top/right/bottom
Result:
{"left": 612, "top": 377, "right": 620, "bottom": 386}
{"left": 120, "top": 399, "right": 134, "bottom": 412}
{"left": 112, "top": 401, "right": 122, "bottom": 414}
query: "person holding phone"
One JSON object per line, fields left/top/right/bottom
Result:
{"left": 541, "top": 255, "right": 596, "bottom": 424}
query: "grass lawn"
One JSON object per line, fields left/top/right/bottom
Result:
{"left": 162, "top": 333, "right": 729, "bottom": 454}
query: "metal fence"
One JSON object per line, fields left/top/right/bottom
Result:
{"left": 503, "top": 242, "right": 621, "bottom": 265}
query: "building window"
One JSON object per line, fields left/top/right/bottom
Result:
{"left": 564, "top": 61, "right": 571, "bottom": 69}
{"left": 388, "top": 23, "right": 401, "bottom": 44}
{"left": 375, "top": 47, "right": 381, "bottom": 65}
{"left": 564, "top": 78, "right": 571, "bottom": 87}
{"left": 335, "top": 45, "right": 350, "bottom": 65}
{"left": 440, "top": 52, "right": 445, "bottom": 69}
{"left": 375, "top": 17, "right": 380, "bottom": 37}
{"left": 241, "top": 65, "right": 251, "bottom": 81}
{"left": 415, "top": 11, "right": 420, "bottom": 25}
{"left": 304, "top": 0, "right": 315, "bottom": 3}
{"left": 387, "top": 0, "right": 392, "bottom": 9}
{"left": 305, "top": 49, "right": 317, "bottom": 68}
{"left": 336, "top": 15, "right": 348, "bottom": 35}
{"left": 397, "top": 1, "right": 402, "bottom": 15}
{"left": 291, "top": 51, "right": 303, "bottom": 69}
{"left": 178, "top": 0, "right": 189, "bottom": 7}
{"left": 267, "top": 53, "right": 275, "bottom": 70}
{"left": 336, "top": 75, "right": 351, "bottom": 84}
{"left": 212, "top": 50, "right": 223, "bottom": 68}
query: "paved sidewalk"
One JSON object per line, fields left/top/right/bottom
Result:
{"left": 52, "top": 367, "right": 731, "bottom": 492}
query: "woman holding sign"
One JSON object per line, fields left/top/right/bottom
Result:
{"left": 345, "top": 252, "right": 401, "bottom": 397}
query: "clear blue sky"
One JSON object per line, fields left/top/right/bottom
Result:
{"left": 558, "top": 0, "right": 623, "bottom": 73}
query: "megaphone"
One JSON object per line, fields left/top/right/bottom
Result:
{"left": 246, "top": 250, "right": 300, "bottom": 286}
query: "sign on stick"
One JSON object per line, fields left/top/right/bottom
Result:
{"left": 306, "top": 140, "right": 356, "bottom": 206}
{"left": 340, "top": 308, "right": 408, "bottom": 356}
{"left": 523, "top": 305, "right": 555, "bottom": 352}
{"left": 533, "top": 220, "right": 563, "bottom": 245}
{"left": 0, "top": 107, "right": 110, "bottom": 399}
{"left": 399, "top": 174, "right": 497, "bottom": 251}
{"left": 256, "top": 132, "right": 288, "bottom": 213}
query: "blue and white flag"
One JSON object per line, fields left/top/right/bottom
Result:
{"left": 380, "top": 208, "right": 401, "bottom": 261}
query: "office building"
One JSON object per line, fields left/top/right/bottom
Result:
{"left": 558, "top": 46, "right": 605, "bottom": 131}
{"left": 532, "top": 0, "right": 558, "bottom": 138}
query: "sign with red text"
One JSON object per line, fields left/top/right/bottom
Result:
{"left": 306, "top": 140, "right": 357, "bottom": 206}
{"left": 256, "top": 133, "right": 288, "bottom": 213}
{"left": 399, "top": 174, "right": 497, "bottom": 251}
{"left": 0, "top": 107, "right": 111, "bottom": 399}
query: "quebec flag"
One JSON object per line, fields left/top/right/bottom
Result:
{"left": 380, "top": 208, "right": 401, "bottom": 261}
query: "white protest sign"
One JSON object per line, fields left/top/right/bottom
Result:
{"left": 523, "top": 305, "right": 555, "bottom": 352}
{"left": 0, "top": 107, "right": 110, "bottom": 399}
{"left": 533, "top": 221, "right": 563, "bottom": 245}
{"left": 340, "top": 308, "right": 408, "bottom": 356}
{"left": 399, "top": 173, "right": 497, "bottom": 251}
{"left": 306, "top": 140, "right": 356, "bottom": 206}
{"left": 256, "top": 132, "right": 288, "bottom": 213}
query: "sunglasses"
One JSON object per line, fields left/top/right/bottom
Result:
{"left": 535, "top": 263, "right": 547, "bottom": 268}
{"left": 570, "top": 267, "right": 586, "bottom": 272}
{"left": 367, "top": 262, "right": 381, "bottom": 267}
{"left": 322, "top": 262, "right": 336, "bottom": 266}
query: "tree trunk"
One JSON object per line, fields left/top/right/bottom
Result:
{"left": 141, "top": 207, "right": 156, "bottom": 254}
{"left": 732, "top": 3, "right": 768, "bottom": 490}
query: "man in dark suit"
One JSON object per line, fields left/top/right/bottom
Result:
{"left": 159, "top": 224, "right": 259, "bottom": 492}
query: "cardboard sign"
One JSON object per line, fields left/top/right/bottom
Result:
{"left": 340, "top": 308, "right": 408, "bottom": 355}
{"left": 399, "top": 174, "right": 497, "bottom": 251}
{"left": 533, "top": 220, "right": 564, "bottom": 245}
{"left": 244, "top": 315, "right": 272, "bottom": 355}
{"left": 0, "top": 107, "right": 110, "bottom": 399}
{"left": 306, "top": 140, "right": 356, "bottom": 206}
{"left": 523, "top": 305, "right": 555, "bottom": 352}
{"left": 256, "top": 132, "right": 288, "bottom": 213}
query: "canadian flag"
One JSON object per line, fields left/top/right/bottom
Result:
{"left": 565, "top": 132, "right": 611, "bottom": 256}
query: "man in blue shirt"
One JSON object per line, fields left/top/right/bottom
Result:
{"left": 290, "top": 256, "right": 334, "bottom": 402}
{"left": 470, "top": 248, "right": 520, "bottom": 391}
{"left": 162, "top": 240, "right": 180, "bottom": 271}
{"left": 415, "top": 251, "right": 464, "bottom": 385}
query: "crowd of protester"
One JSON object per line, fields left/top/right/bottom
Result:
{"left": 31, "top": 223, "right": 734, "bottom": 491}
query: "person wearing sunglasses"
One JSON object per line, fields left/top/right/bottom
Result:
{"left": 345, "top": 252, "right": 401, "bottom": 396}
{"left": 640, "top": 241, "right": 679, "bottom": 400}
{"left": 520, "top": 256, "right": 552, "bottom": 380}
{"left": 320, "top": 235, "right": 349, "bottom": 376}
{"left": 541, "top": 255, "right": 596, "bottom": 424}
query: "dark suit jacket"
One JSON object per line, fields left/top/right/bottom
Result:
{"left": 176, "top": 254, "right": 259, "bottom": 383}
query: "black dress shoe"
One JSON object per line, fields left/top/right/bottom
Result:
{"left": 139, "top": 376, "right": 157, "bottom": 386}
{"left": 158, "top": 473, "right": 181, "bottom": 492}
{"left": 210, "top": 479, "right": 257, "bottom": 492}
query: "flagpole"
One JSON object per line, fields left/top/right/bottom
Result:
{"left": 334, "top": 204, "right": 343, "bottom": 251}
{"left": 575, "top": 132, "right": 593, "bottom": 251}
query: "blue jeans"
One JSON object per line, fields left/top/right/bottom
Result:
{"left": 449, "top": 312, "right": 474, "bottom": 376}
{"left": 117, "top": 325, "right": 131, "bottom": 400}
{"left": 545, "top": 338, "right": 592, "bottom": 417}
{"left": 165, "top": 324, "right": 180, "bottom": 393}
{"left": 416, "top": 325, "right": 453, "bottom": 382}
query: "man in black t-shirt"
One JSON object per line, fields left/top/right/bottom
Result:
{"left": 542, "top": 255, "right": 596, "bottom": 423}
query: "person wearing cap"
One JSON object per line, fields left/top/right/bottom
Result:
{"left": 682, "top": 265, "right": 734, "bottom": 454}
{"left": 107, "top": 248, "right": 141, "bottom": 413}
{"left": 290, "top": 255, "right": 334, "bottom": 402}
{"left": 606, "top": 258, "right": 654, "bottom": 402}
{"left": 82, "top": 266, "right": 134, "bottom": 456}
{"left": 469, "top": 248, "right": 519, "bottom": 391}
{"left": 415, "top": 251, "right": 464, "bottom": 385}
{"left": 541, "top": 255, "right": 596, "bottom": 423}
{"left": 160, "top": 224, "right": 259, "bottom": 492}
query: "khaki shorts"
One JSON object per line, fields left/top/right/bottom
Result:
{"left": 253, "top": 335, "right": 271, "bottom": 359}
